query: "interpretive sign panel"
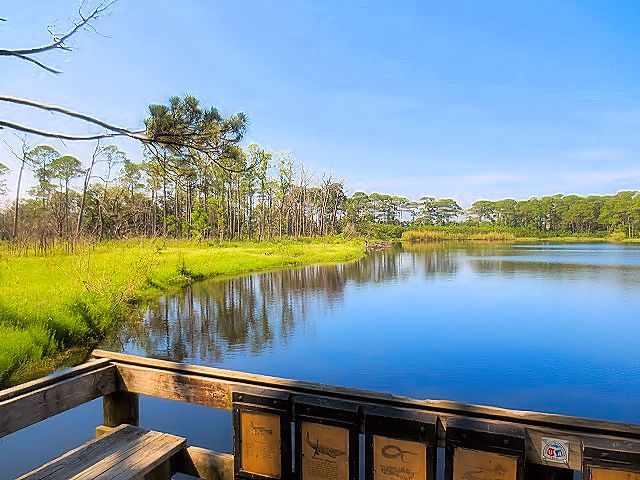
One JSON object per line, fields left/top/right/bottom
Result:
{"left": 452, "top": 448, "right": 517, "bottom": 480}
{"left": 240, "top": 410, "right": 282, "bottom": 478}
{"left": 301, "top": 421, "right": 349, "bottom": 480}
{"left": 294, "top": 394, "right": 359, "bottom": 480}
{"left": 373, "top": 435, "right": 426, "bottom": 480}
{"left": 233, "top": 388, "right": 291, "bottom": 480}
{"left": 364, "top": 404, "right": 437, "bottom": 480}
{"left": 445, "top": 417, "right": 524, "bottom": 480}
{"left": 591, "top": 469, "right": 640, "bottom": 480}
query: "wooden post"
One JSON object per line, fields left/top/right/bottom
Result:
{"left": 103, "top": 390, "right": 139, "bottom": 427}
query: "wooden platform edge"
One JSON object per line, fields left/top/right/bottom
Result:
{"left": 96, "top": 425, "right": 233, "bottom": 480}
{"left": 92, "top": 349, "right": 640, "bottom": 439}
{"left": 0, "top": 358, "right": 112, "bottom": 402}
{"left": 0, "top": 363, "right": 117, "bottom": 438}
{"left": 173, "top": 446, "right": 234, "bottom": 480}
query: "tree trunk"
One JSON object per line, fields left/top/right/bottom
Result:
{"left": 162, "top": 179, "right": 167, "bottom": 236}
{"left": 76, "top": 169, "right": 91, "bottom": 238}
{"left": 12, "top": 158, "right": 25, "bottom": 239}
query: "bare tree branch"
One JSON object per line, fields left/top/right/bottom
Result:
{"left": 6, "top": 54, "right": 62, "bottom": 74}
{"left": 0, "top": 1, "right": 117, "bottom": 73}
{"left": 0, "top": 120, "right": 122, "bottom": 140}
{"left": 0, "top": 96, "right": 142, "bottom": 136}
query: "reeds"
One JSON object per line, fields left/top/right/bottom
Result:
{"left": 401, "top": 230, "right": 515, "bottom": 242}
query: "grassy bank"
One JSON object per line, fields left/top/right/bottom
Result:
{"left": 0, "top": 237, "right": 366, "bottom": 385}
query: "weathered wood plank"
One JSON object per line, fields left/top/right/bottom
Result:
{"left": 0, "top": 364, "right": 117, "bottom": 438}
{"left": 172, "top": 446, "right": 234, "bottom": 480}
{"left": 106, "top": 432, "right": 186, "bottom": 480}
{"left": 96, "top": 426, "right": 235, "bottom": 480}
{"left": 71, "top": 429, "right": 165, "bottom": 480}
{"left": 115, "top": 363, "right": 234, "bottom": 410}
{"left": 0, "top": 358, "right": 112, "bottom": 402}
{"left": 18, "top": 424, "right": 136, "bottom": 479}
{"left": 20, "top": 424, "right": 185, "bottom": 480}
{"left": 92, "top": 349, "right": 640, "bottom": 440}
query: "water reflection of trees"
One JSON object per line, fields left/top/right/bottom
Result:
{"left": 470, "top": 258, "right": 640, "bottom": 286}
{"left": 102, "top": 260, "right": 391, "bottom": 363}
{"left": 102, "top": 245, "right": 520, "bottom": 364}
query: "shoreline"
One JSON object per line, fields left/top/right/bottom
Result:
{"left": 0, "top": 238, "right": 367, "bottom": 387}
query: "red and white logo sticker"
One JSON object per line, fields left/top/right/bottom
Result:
{"left": 541, "top": 437, "right": 569, "bottom": 464}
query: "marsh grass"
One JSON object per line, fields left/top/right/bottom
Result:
{"left": 0, "top": 237, "right": 365, "bottom": 385}
{"left": 402, "top": 230, "right": 515, "bottom": 242}
{"left": 401, "top": 227, "right": 640, "bottom": 244}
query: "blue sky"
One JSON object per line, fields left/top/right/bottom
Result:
{"left": 2, "top": 0, "right": 640, "bottom": 206}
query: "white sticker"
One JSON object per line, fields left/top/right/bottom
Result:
{"left": 541, "top": 437, "right": 569, "bottom": 464}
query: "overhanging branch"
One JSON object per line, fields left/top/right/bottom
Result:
{"left": 0, "top": 96, "right": 255, "bottom": 173}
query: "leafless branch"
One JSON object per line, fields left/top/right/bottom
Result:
{"left": 0, "top": 120, "right": 123, "bottom": 140}
{"left": 2, "top": 138, "right": 20, "bottom": 160}
{"left": 0, "top": 1, "right": 117, "bottom": 73}
{"left": 0, "top": 96, "right": 141, "bottom": 136}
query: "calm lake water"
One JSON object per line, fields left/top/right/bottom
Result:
{"left": 3, "top": 242, "right": 640, "bottom": 478}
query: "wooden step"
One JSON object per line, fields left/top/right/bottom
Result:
{"left": 18, "top": 424, "right": 186, "bottom": 480}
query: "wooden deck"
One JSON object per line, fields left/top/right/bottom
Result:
{"left": 2, "top": 349, "right": 639, "bottom": 480}
{"left": 18, "top": 424, "right": 186, "bottom": 480}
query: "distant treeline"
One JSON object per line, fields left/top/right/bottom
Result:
{"left": 346, "top": 191, "right": 640, "bottom": 239}
{"left": 1, "top": 147, "right": 639, "bottom": 243}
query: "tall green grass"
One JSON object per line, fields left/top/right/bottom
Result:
{"left": 402, "top": 229, "right": 515, "bottom": 242}
{"left": 0, "top": 237, "right": 366, "bottom": 385}
{"left": 401, "top": 225, "right": 640, "bottom": 243}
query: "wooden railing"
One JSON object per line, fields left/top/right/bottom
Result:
{"left": 1, "top": 349, "right": 639, "bottom": 480}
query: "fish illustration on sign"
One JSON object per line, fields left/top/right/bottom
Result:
{"left": 306, "top": 431, "right": 346, "bottom": 458}
{"left": 380, "top": 465, "right": 416, "bottom": 480}
{"left": 248, "top": 421, "right": 272, "bottom": 436}
{"left": 381, "top": 445, "right": 417, "bottom": 463}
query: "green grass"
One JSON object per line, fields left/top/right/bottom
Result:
{"left": 0, "top": 237, "right": 366, "bottom": 385}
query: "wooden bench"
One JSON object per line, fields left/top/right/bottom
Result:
{"left": 19, "top": 424, "right": 186, "bottom": 480}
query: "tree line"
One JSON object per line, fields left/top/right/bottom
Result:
{"left": 0, "top": 143, "right": 346, "bottom": 243}
{"left": 346, "top": 192, "right": 640, "bottom": 238}
{"left": 2, "top": 141, "right": 640, "bottom": 243}
{"left": 0, "top": 108, "right": 346, "bottom": 245}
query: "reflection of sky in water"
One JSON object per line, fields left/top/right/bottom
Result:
{"left": 104, "top": 243, "right": 640, "bottom": 423}
{"left": 4, "top": 243, "right": 640, "bottom": 478}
